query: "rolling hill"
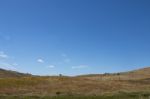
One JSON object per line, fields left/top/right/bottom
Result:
{"left": 0, "top": 67, "right": 150, "bottom": 96}
{"left": 0, "top": 68, "right": 32, "bottom": 78}
{"left": 79, "top": 67, "right": 150, "bottom": 80}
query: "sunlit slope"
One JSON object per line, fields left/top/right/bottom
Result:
{"left": 78, "top": 67, "right": 150, "bottom": 80}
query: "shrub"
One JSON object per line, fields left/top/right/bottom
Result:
{"left": 56, "top": 91, "right": 61, "bottom": 96}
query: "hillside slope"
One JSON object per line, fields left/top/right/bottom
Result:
{"left": 0, "top": 68, "right": 31, "bottom": 78}
{"left": 78, "top": 67, "right": 150, "bottom": 80}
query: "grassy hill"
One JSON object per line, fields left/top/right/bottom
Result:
{"left": 0, "top": 68, "right": 32, "bottom": 78}
{"left": 78, "top": 67, "right": 150, "bottom": 80}
{"left": 0, "top": 67, "right": 150, "bottom": 98}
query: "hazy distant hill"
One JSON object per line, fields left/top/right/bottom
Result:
{"left": 0, "top": 68, "right": 31, "bottom": 78}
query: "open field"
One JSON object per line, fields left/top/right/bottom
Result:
{"left": 0, "top": 76, "right": 150, "bottom": 96}
{"left": 0, "top": 67, "right": 150, "bottom": 98}
{"left": 0, "top": 93, "right": 150, "bottom": 99}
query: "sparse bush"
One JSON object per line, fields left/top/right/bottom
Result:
{"left": 59, "top": 74, "right": 62, "bottom": 77}
{"left": 104, "top": 73, "right": 110, "bottom": 76}
{"left": 116, "top": 73, "right": 120, "bottom": 75}
{"left": 56, "top": 91, "right": 61, "bottom": 96}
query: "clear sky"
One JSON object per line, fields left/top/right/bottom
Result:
{"left": 0, "top": 0, "right": 150, "bottom": 75}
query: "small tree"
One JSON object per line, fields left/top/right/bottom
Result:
{"left": 59, "top": 74, "right": 62, "bottom": 77}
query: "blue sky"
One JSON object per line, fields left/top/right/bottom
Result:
{"left": 0, "top": 0, "right": 150, "bottom": 75}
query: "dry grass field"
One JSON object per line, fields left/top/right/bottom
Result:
{"left": 0, "top": 67, "right": 150, "bottom": 98}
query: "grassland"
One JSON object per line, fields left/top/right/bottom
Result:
{"left": 0, "top": 67, "right": 150, "bottom": 98}
{"left": 0, "top": 93, "right": 150, "bottom": 99}
{"left": 0, "top": 68, "right": 31, "bottom": 78}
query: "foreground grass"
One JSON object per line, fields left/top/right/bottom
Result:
{"left": 0, "top": 93, "right": 150, "bottom": 99}
{"left": 0, "top": 96, "right": 149, "bottom": 99}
